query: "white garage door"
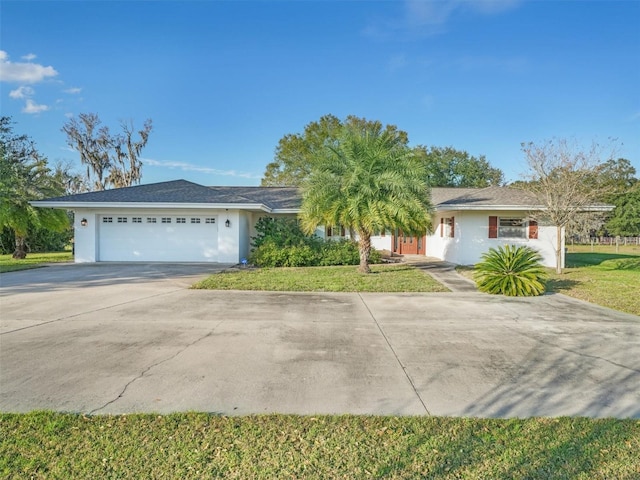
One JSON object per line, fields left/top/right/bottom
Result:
{"left": 98, "top": 215, "right": 218, "bottom": 262}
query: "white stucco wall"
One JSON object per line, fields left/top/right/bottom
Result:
{"left": 217, "top": 209, "right": 239, "bottom": 263}
{"left": 238, "top": 211, "right": 252, "bottom": 261}
{"left": 427, "top": 211, "right": 562, "bottom": 268}
{"left": 371, "top": 233, "right": 392, "bottom": 251}
{"left": 73, "top": 210, "right": 99, "bottom": 262}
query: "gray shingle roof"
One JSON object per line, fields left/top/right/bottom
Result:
{"left": 37, "top": 181, "right": 613, "bottom": 215}
{"left": 39, "top": 180, "right": 302, "bottom": 210}
{"left": 431, "top": 186, "right": 541, "bottom": 208}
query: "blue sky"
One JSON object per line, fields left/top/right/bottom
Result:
{"left": 1, "top": 0, "right": 639, "bottom": 186}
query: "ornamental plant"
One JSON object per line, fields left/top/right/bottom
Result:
{"left": 473, "top": 245, "right": 547, "bottom": 296}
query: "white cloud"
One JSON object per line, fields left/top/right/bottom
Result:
{"left": 64, "top": 87, "right": 82, "bottom": 94}
{"left": 144, "top": 158, "right": 261, "bottom": 179}
{"left": 22, "top": 99, "right": 50, "bottom": 114}
{"left": 9, "top": 85, "right": 34, "bottom": 99}
{"left": 365, "top": 0, "right": 523, "bottom": 39}
{"left": 0, "top": 50, "right": 58, "bottom": 83}
{"left": 22, "top": 53, "right": 37, "bottom": 61}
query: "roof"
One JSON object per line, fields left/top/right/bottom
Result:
{"left": 33, "top": 179, "right": 301, "bottom": 212}
{"left": 32, "top": 180, "right": 612, "bottom": 213}
{"left": 431, "top": 186, "right": 542, "bottom": 210}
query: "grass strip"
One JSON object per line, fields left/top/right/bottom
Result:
{"left": 0, "top": 252, "right": 73, "bottom": 273}
{"left": 192, "top": 264, "right": 449, "bottom": 292}
{"left": 547, "top": 247, "right": 639, "bottom": 316}
{"left": 1, "top": 412, "right": 638, "bottom": 479}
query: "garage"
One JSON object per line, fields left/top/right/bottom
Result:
{"left": 98, "top": 214, "right": 218, "bottom": 262}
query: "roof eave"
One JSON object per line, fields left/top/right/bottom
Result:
{"left": 30, "top": 201, "right": 274, "bottom": 212}
{"left": 435, "top": 204, "right": 544, "bottom": 211}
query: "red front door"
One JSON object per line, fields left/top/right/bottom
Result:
{"left": 392, "top": 230, "right": 426, "bottom": 255}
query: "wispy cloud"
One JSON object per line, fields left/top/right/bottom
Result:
{"left": 365, "top": 0, "right": 523, "bottom": 39}
{"left": 21, "top": 53, "right": 37, "bottom": 61}
{"left": 0, "top": 50, "right": 58, "bottom": 83}
{"left": 23, "top": 98, "right": 49, "bottom": 114}
{"left": 144, "top": 158, "right": 261, "bottom": 179}
{"left": 64, "top": 87, "right": 82, "bottom": 94}
{"left": 9, "top": 85, "right": 34, "bottom": 99}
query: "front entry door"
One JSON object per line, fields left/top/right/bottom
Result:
{"left": 392, "top": 230, "right": 425, "bottom": 255}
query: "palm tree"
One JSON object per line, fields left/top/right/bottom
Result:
{"left": 300, "top": 121, "right": 432, "bottom": 273}
{"left": 1, "top": 117, "right": 69, "bottom": 259}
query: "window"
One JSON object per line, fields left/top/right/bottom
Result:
{"left": 147, "top": 217, "right": 157, "bottom": 224}
{"left": 205, "top": 218, "right": 215, "bottom": 224}
{"left": 498, "top": 218, "right": 526, "bottom": 238}
{"left": 161, "top": 217, "right": 171, "bottom": 224}
{"left": 132, "top": 217, "right": 142, "bottom": 223}
{"left": 440, "top": 217, "right": 455, "bottom": 238}
{"left": 176, "top": 217, "right": 186, "bottom": 224}
{"left": 191, "top": 218, "right": 201, "bottom": 224}
{"left": 326, "top": 225, "right": 344, "bottom": 237}
{"left": 102, "top": 217, "right": 113, "bottom": 223}
{"left": 117, "top": 217, "right": 127, "bottom": 223}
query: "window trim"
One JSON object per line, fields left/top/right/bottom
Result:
{"left": 489, "top": 216, "right": 537, "bottom": 239}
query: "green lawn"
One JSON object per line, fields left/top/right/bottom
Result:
{"left": 193, "top": 264, "right": 449, "bottom": 293}
{"left": 548, "top": 245, "right": 640, "bottom": 316}
{"left": 1, "top": 412, "right": 638, "bottom": 479}
{"left": 0, "top": 252, "right": 73, "bottom": 273}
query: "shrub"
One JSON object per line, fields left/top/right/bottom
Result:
{"left": 251, "top": 216, "right": 319, "bottom": 249}
{"left": 249, "top": 217, "right": 382, "bottom": 268}
{"left": 474, "top": 245, "right": 547, "bottom": 296}
{"left": 318, "top": 240, "right": 361, "bottom": 266}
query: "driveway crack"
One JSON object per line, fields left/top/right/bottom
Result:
{"left": 357, "top": 293, "right": 431, "bottom": 415}
{"left": 89, "top": 320, "right": 225, "bottom": 414}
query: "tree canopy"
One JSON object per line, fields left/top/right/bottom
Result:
{"left": 262, "top": 114, "right": 503, "bottom": 188}
{"left": 299, "top": 120, "right": 431, "bottom": 273}
{"left": 606, "top": 183, "right": 640, "bottom": 236}
{"left": 62, "top": 113, "right": 152, "bottom": 190}
{"left": 0, "top": 117, "right": 69, "bottom": 258}
{"left": 519, "top": 138, "right": 617, "bottom": 273}
{"left": 262, "top": 114, "right": 409, "bottom": 187}
{"left": 414, "top": 146, "right": 504, "bottom": 187}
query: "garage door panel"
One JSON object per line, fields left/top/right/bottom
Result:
{"left": 99, "top": 216, "right": 218, "bottom": 262}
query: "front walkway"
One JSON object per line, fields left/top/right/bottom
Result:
{"left": 400, "top": 255, "right": 478, "bottom": 292}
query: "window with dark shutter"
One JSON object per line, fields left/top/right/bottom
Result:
{"left": 489, "top": 216, "right": 498, "bottom": 238}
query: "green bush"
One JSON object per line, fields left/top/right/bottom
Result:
{"left": 250, "top": 241, "right": 319, "bottom": 268}
{"left": 473, "top": 245, "right": 547, "bottom": 296}
{"left": 251, "top": 216, "right": 320, "bottom": 249}
{"left": 249, "top": 218, "right": 382, "bottom": 268}
{"left": 0, "top": 224, "right": 73, "bottom": 255}
{"left": 318, "top": 240, "right": 360, "bottom": 266}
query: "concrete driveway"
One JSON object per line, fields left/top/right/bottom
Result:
{"left": 1, "top": 263, "right": 639, "bottom": 418}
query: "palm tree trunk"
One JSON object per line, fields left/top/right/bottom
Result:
{"left": 13, "top": 234, "right": 27, "bottom": 259}
{"left": 358, "top": 231, "right": 371, "bottom": 274}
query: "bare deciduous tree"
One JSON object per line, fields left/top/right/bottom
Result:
{"left": 62, "top": 113, "right": 152, "bottom": 190}
{"left": 520, "top": 138, "right": 616, "bottom": 274}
